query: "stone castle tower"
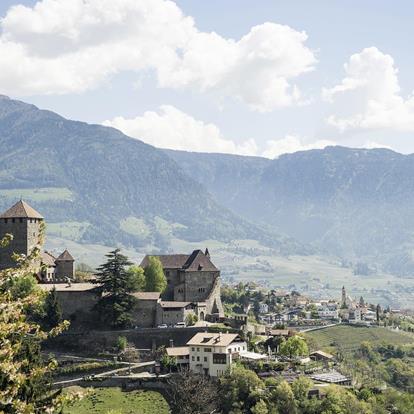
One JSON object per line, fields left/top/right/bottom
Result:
{"left": 0, "top": 200, "right": 44, "bottom": 270}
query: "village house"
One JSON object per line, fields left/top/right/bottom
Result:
{"left": 187, "top": 332, "right": 247, "bottom": 377}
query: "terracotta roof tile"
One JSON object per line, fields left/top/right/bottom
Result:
{"left": 132, "top": 292, "right": 161, "bottom": 301}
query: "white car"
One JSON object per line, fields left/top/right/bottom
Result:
{"left": 157, "top": 324, "right": 168, "bottom": 329}
{"left": 174, "top": 322, "right": 186, "bottom": 328}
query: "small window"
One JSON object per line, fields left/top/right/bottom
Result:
{"left": 12, "top": 218, "right": 15, "bottom": 223}
{"left": 192, "top": 356, "right": 195, "bottom": 361}
{"left": 204, "top": 357, "right": 207, "bottom": 362}
{"left": 19, "top": 218, "right": 23, "bottom": 223}
{"left": 191, "top": 347, "right": 195, "bottom": 351}
{"left": 197, "top": 347, "right": 200, "bottom": 352}
{"left": 197, "top": 356, "right": 200, "bottom": 361}
{"left": 204, "top": 348, "right": 212, "bottom": 353}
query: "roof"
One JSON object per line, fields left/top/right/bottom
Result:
{"left": 140, "top": 254, "right": 189, "bottom": 269}
{"left": 187, "top": 332, "right": 242, "bottom": 347}
{"left": 0, "top": 200, "right": 43, "bottom": 219}
{"left": 270, "top": 329, "right": 290, "bottom": 336}
{"left": 310, "top": 350, "right": 334, "bottom": 360}
{"left": 140, "top": 249, "right": 218, "bottom": 272}
{"left": 41, "top": 251, "right": 57, "bottom": 267}
{"left": 166, "top": 347, "right": 189, "bottom": 357}
{"left": 39, "top": 283, "right": 97, "bottom": 292}
{"left": 239, "top": 351, "right": 267, "bottom": 360}
{"left": 160, "top": 301, "right": 193, "bottom": 309}
{"left": 132, "top": 292, "right": 161, "bottom": 301}
{"left": 56, "top": 249, "right": 74, "bottom": 261}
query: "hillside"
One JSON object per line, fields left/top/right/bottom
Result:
{"left": 167, "top": 148, "right": 414, "bottom": 275}
{"left": 0, "top": 95, "right": 298, "bottom": 253}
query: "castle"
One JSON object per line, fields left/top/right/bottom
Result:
{"left": 0, "top": 200, "right": 223, "bottom": 327}
{"left": 0, "top": 200, "right": 75, "bottom": 281}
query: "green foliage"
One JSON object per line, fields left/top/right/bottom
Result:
{"left": 279, "top": 336, "right": 309, "bottom": 359}
{"left": 94, "top": 249, "right": 137, "bottom": 328}
{"left": 44, "top": 287, "right": 63, "bottom": 328}
{"left": 185, "top": 313, "right": 198, "bottom": 326}
{"left": 0, "top": 229, "right": 71, "bottom": 413}
{"left": 126, "top": 265, "right": 146, "bottom": 291}
{"left": 144, "top": 256, "right": 167, "bottom": 293}
{"left": 116, "top": 336, "right": 128, "bottom": 352}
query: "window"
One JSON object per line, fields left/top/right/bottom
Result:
{"left": 228, "top": 349, "right": 231, "bottom": 354}
{"left": 213, "top": 353, "right": 227, "bottom": 365}
{"left": 198, "top": 287, "right": 205, "bottom": 293}
{"left": 19, "top": 218, "right": 23, "bottom": 223}
{"left": 191, "top": 347, "right": 195, "bottom": 351}
{"left": 197, "top": 347, "right": 200, "bottom": 352}
{"left": 12, "top": 218, "right": 15, "bottom": 223}
{"left": 192, "top": 356, "right": 195, "bottom": 361}
{"left": 204, "top": 348, "right": 212, "bottom": 352}
{"left": 204, "top": 357, "right": 207, "bottom": 362}
{"left": 197, "top": 356, "right": 200, "bottom": 362}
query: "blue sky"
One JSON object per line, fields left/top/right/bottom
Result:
{"left": 1, "top": 0, "right": 414, "bottom": 157}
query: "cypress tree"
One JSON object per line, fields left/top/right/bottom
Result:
{"left": 144, "top": 256, "right": 167, "bottom": 292}
{"left": 44, "top": 287, "right": 62, "bottom": 328}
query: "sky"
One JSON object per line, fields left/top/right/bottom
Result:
{"left": 1, "top": 0, "right": 414, "bottom": 158}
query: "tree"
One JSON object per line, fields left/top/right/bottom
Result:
{"left": 291, "top": 376, "right": 313, "bottom": 410}
{"left": 279, "top": 336, "right": 309, "bottom": 359}
{"left": 116, "top": 336, "right": 127, "bottom": 352}
{"left": 219, "top": 364, "right": 265, "bottom": 413}
{"left": 144, "top": 256, "right": 167, "bottom": 292}
{"left": 126, "top": 265, "right": 146, "bottom": 291}
{"left": 185, "top": 313, "right": 198, "bottom": 326}
{"left": 0, "top": 230, "right": 73, "bottom": 413}
{"left": 268, "top": 380, "right": 297, "bottom": 414}
{"left": 94, "top": 249, "right": 136, "bottom": 328}
{"left": 167, "top": 370, "right": 218, "bottom": 414}
{"left": 251, "top": 399, "right": 268, "bottom": 414}
{"left": 44, "top": 287, "right": 63, "bottom": 328}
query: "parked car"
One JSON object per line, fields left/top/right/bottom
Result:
{"left": 157, "top": 324, "right": 168, "bottom": 328}
{"left": 174, "top": 322, "right": 186, "bottom": 328}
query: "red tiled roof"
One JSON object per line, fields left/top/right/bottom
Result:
{"left": 140, "top": 254, "right": 189, "bottom": 269}
{"left": 0, "top": 200, "right": 43, "bottom": 219}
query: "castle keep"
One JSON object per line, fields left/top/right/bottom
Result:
{"left": 0, "top": 200, "right": 75, "bottom": 281}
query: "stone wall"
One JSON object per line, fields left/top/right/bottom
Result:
{"left": 133, "top": 299, "right": 158, "bottom": 328}
{"left": 55, "top": 260, "right": 74, "bottom": 279}
{"left": 0, "top": 217, "right": 41, "bottom": 270}
{"left": 56, "top": 290, "right": 98, "bottom": 321}
{"left": 183, "top": 270, "right": 219, "bottom": 302}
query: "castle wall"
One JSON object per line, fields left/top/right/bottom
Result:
{"left": 55, "top": 290, "right": 98, "bottom": 321}
{"left": 182, "top": 270, "right": 219, "bottom": 302}
{"left": 133, "top": 299, "right": 158, "bottom": 328}
{"left": 163, "top": 269, "right": 181, "bottom": 300}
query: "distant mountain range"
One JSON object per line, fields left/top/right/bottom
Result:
{"left": 2, "top": 95, "right": 414, "bottom": 276}
{"left": 0, "top": 95, "right": 300, "bottom": 255}
{"left": 167, "top": 148, "right": 414, "bottom": 275}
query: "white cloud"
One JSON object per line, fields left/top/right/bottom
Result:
{"left": 0, "top": 0, "right": 316, "bottom": 111}
{"left": 103, "top": 105, "right": 258, "bottom": 155}
{"left": 104, "top": 106, "right": 334, "bottom": 158}
{"left": 262, "top": 135, "right": 335, "bottom": 159}
{"left": 323, "top": 47, "right": 414, "bottom": 132}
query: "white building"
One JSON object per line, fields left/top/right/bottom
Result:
{"left": 259, "top": 303, "right": 269, "bottom": 314}
{"left": 187, "top": 332, "right": 247, "bottom": 377}
{"left": 317, "top": 306, "right": 339, "bottom": 319}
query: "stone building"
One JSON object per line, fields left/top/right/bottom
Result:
{"left": 140, "top": 248, "right": 224, "bottom": 321}
{"left": 0, "top": 200, "right": 44, "bottom": 270}
{"left": 0, "top": 200, "right": 75, "bottom": 281}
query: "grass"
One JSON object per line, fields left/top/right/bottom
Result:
{"left": 305, "top": 325, "right": 414, "bottom": 354}
{"left": 47, "top": 221, "right": 90, "bottom": 241}
{"left": 63, "top": 387, "right": 170, "bottom": 414}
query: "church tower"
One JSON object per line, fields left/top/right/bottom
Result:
{"left": 0, "top": 200, "right": 44, "bottom": 270}
{"left": 341, "top": 286, "right": 347, "bottom": 308}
